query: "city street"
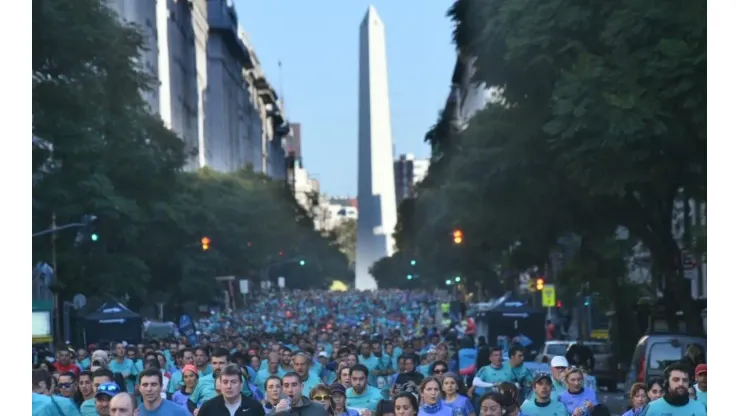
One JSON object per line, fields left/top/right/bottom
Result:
{"left": 598, "top": 386, "right": 627, "bottom": 416}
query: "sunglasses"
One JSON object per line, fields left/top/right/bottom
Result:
{"left": 433, "top": 369, "right": 447, "bottom": 374}
{"left": 59, "top": 383, "right": 75, "bottom": 389}
{"left": 312, "top": 395, "right": 331, "bottom": 401}
{"left": 97, "top": 384, "right": 120, "bottom": 393}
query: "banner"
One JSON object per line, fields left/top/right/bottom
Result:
{"left": 178, "top": 314, "right": 198, "bottom": 346}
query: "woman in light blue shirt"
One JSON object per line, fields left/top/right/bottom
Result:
{"left": 440, "top": 373, "right": 474, "bottom": 416}
{"left": 418, "top": 377, "right": 454, "bottom": 416}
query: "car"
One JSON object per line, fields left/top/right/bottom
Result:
{"left": 623, "top": 333, "right": 706, "bottom": 392}
{"left": 582, "top": 340, "right": 623, "bottom": 392}
{"left": 535, "top": 340, "right": 623, "bottom": 391}
{"left": 534, "top": 340, "right": 571, "bottom": 364}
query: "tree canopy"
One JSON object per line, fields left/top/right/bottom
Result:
{"left": 32, "top": 0, "right": 350, "bottom": 310}
{"left": 373, "top": 0, "right": 706, "bottom": 333}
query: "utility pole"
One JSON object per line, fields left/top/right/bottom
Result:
{"left": 51, "top": 212, "right": 62, "bottom": 344}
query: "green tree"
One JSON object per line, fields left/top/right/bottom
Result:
{"left": 332, "top": 219, "right": 357, "bottom": 267}
{"left": 33, "top": 0, "right": 350, "bottom": 309}
{"left": 446, "top": 0, "right": 704, "bottom": 331}
{"left": 33, "top": 0, "right": 187, "bottom": 305}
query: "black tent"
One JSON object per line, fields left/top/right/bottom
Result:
{"left": 475, "top": 295, "right": 546, "bottom": 361}
{"left": 84, "top": 301, "right": 143, "bottom": 345}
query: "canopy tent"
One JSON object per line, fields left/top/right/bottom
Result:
{"left": 84, "top": 301, "right": 143, "bottom": 345}
{"left": 474, "top": 293, "right": 546, "bottom": 361}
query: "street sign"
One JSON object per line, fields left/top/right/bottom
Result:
{"left": 239, "top": 280, "right": 249, "bottom": 294}
{"left": 541, "top": 284, "right": 556, "bottom": 307}
{"left": 527, "top": 279, "right": 537, "bottom": 293}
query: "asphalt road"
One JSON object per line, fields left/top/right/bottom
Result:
{"left": 597, "top": 385, "right": 628, "bottom": 416}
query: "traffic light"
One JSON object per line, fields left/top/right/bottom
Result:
{"left": 201, "top": 236, "right": 211, "bottom": 251}
{"left": 410, "top": 260, "right": 416, "bottom": 266}
{"left": 455, "top": 276, "right": 461, "bottom": 283}
{"left": 407, "top": 274, "right": 413, "bottom": 280}
{"left": 75, "top": 214, "right": 98, "bottom": 246}
{"left": 556, "top": 300, "right": 563, "bottom": 308}
{"left": 535, "top": 278, "right": 545, "bottom": 291}
{"left": 299, "top": 260, "right": 305, "bottom": 266}
{"left": 452, "top": 229, "right": 463, "bottom": 244}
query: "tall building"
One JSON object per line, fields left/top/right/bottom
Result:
{"left": 355, "top": 5, "right": 397, "bottom": 291}
{"left": 105, "top": 0, "right": 290, "bottom": 177}
{"left": 394, "top": 153, "right": 429, "bottom": 204}
{"left": 287, "top": 123, "right": 302, "bottom": 160}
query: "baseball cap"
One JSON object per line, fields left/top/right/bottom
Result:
{"left": 182, "top": 364, "right": 198, "bottom": 376}
{"left": 318, "top": 351, "right": 329, "bottom": 358}
{"left": 95, "top": 382, "right": 121, "bottom": 398}
{"left": 533, "top": 373, "right": 553, "bottom": 384}
{"left": 695, "top": 364, "right": 707, "bottom": 377}
{"left": 330, "top": 383, "right": 347, "bottom": 395}
{"left": 550, "top": 356, "right": 568, "bottom": 368}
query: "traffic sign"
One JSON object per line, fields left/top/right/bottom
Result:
{"left": 541, "top": 284, "right": 556, "bottom": 307}
{"left": 527, "top": 280, "right": 537, "bottom": 293}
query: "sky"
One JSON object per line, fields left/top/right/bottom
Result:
{"left": 235, "top": 0, "right": 458, "bottom": 197}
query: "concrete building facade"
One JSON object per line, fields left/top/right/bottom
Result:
{"left": 355, "top": 5, "right": 398, "bottom": 290}
{"left": 106, "top": 0, "right": 289, "bottom": 177}
{"left": 394, "top": 153, "right": 429, "bottom": 204}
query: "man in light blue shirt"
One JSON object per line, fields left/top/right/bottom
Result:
{"left": 346, "top": 364, "right": 386, "bottom": 411}
{"left": 109, "top": 342, "right": 138, "bottom": 392}
{"left": 473, "top": 347, "right": 515, "bottom": 397}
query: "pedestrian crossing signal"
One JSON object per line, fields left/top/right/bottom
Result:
{"left": 201, "top": 236, "right": 211, "bottom": 251}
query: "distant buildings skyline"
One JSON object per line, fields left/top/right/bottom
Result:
{"left": 394, "top": 153, "right": 429, "bottom": 205}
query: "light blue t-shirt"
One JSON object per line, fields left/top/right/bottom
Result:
{"left": 474, "top": 364, "right": 513, "bottom": 396}
{"left": 254, "top": 369, "right": 281, "bottom": 391}
{"left": 80, "top": 398, "right": 97, "bottom": 416}
{"left": 301, "top": 373, "right": 323, "bottom": 397}
{"left": 694, "top": 384, "right": 707, "bottom": 409}
{"left": 643, "top": 397, "right": 707, "bottom": 416}
{"left": 358, "top": 355, "right": 382, "bottom": 386}
{"left": 442, "top": 395, "right": 475, "bottom": 416}
{"left": 557, "top": 388, "right": 598, "bottom": 414}
{"left": 345, "top": 386, "right": 385, "bottom": 410}
{"left": 109, "top": 357, "right": 139, "bottom": 392}
{"left": 32, "top": 393, "right": 82, "bottom": 416}
{"left": 507, "top": 362, "right": 534, "bottom": 399}
{"left": 138, "top": 398, "right": 190, "bottom": 416}
{"left": 520, "top": 398, "right": 569, "bottom": 416}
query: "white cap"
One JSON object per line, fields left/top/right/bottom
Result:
{"left": 550, "top": 356, "right": 568, "bottom": 368}
{"left": 318, "top": 351, "right": 329, "bottom": 358}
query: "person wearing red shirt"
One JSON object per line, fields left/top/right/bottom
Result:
{"left": 55, "top": 348, "right": 81, "bottom": 376}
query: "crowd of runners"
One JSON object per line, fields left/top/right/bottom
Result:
{"left": 31, "top": 290, "right": 707, "bottom": 416}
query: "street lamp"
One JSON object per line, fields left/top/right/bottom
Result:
{"left": 455, "top": 276, "right": 461, "bottom": 283}
{"left": 445, "top": 279, "right": 452, "bottom": 286}
{"left": 407, "top": 274, "right": 413, "bottom": 280}
{"left": 410, "top": 260, "right": 416, "bottom": 266}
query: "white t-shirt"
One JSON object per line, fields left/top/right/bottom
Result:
{"left": 225, "top": 397, "right": 242, "bottom": 416}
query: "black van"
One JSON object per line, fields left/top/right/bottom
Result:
{"left": 623, "top": 333, "right": 706, "bottom": 389}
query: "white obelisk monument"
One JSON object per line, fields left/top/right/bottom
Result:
{"left": 355, "top": 5, "right": 398, "bottom": 290}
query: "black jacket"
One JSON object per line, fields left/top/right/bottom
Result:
{"left": 198, "top": 393, "right": 266, "bottom": 416}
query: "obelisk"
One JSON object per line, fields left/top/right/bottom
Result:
{"left": 355, "top": 5, "right": 398, "bottom": 290}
